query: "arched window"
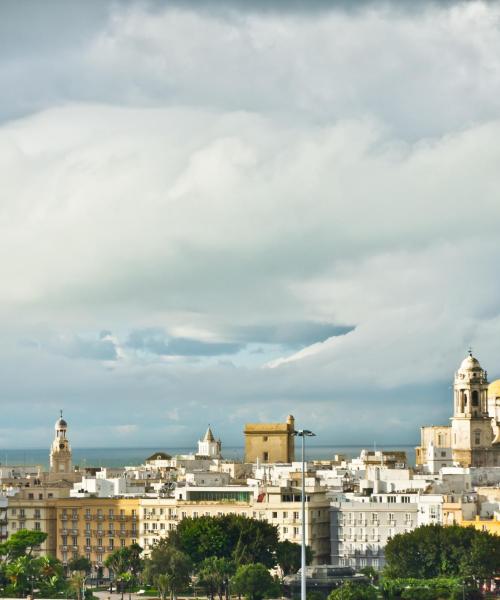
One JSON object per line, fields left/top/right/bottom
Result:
{"left": 472, "top": 390, "right": 479, "bottom": 407}
{"left": 463, "top": 393, "right": 468, "bottom": 407}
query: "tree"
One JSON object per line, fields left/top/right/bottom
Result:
{"left": 146, "top": 540, "right": 192, "bottom": 600}
{"left": 105, "top": 548, "right": 130, "bottom": 600}
{"left": 171, "top": 515, "right": 279, "bottom": 568}
{"left": 275, "top": 540, "right": 312, "bottom": 578}
{"left": 197, "top": 557, "right": 235, "bottom": 600}
{"left": 69, "top": 572, "right": 86, "bottom": 600}
{"left": 68, "top": 556, "right": 92, "bottom": 574}
{"left": 384, "top": 525, "right": 500, "bottom": 581}
{"left": 327, "top": 582, "right": 378, "bottom": 600}
{"left": 230, "top": 563, "right": 275, "bottom": 600}
{"left": 0, "top": 529, "right": 48, "bottom": 561}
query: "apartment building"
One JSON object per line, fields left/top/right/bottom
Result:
{"left": 54, "top": 497, "right": 140, "bottom": 574}
{"left": 330, "top": 493, "right": 419, "bottom": 570}
{"left": 6, "top": 483, "right": 72, "bottom": 557}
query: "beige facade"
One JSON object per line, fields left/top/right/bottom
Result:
{"left": 416, "top": 426, "right": 451, "bottom": 466}
{"left": 55, "top": 497, "right": 140, "bottom": 573}
{"left": 6, "top": 484, "right": 68, "bottom": 557}
{"left": 139, "top": 483, "right": 330, "bottom": 564}
{"left": 244, "top": 415, "right": 295, "bottom": 463}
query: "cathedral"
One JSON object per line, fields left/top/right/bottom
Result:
{"left": 417, "top": 351, "right": 500, "bottom": 469}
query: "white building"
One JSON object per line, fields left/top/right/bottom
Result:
{"left": 330, "top": 492, "right": 419, "bottom": 570}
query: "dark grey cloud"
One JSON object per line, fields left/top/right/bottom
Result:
{"left": 126, "top": 328, "right": 243, "bottom": 356}
{"left": 44, "top": 333, "right": 118, "bottom": 361}
{"left": 230, "top": 322, "right": 355, "bottom": 348}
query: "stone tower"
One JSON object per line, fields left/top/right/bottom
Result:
{"left": 49, "top": 411, "right": 72, "bottom": 475}
{"left": 451, "top": 352, "right": 494, "bottom": 466}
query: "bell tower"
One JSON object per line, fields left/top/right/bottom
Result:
{"left": 49, "top": 410, "right": 72, "bottom": 475}
{"left": 451, "top": 351, "right": 494, "bottom": 466}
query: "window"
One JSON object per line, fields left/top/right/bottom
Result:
{"left": 441, "top": 451, "right": 446, "bottom": 457}
{"left": 263, "top": 436, "right": 268, "bottom": 442}
{"left": 34, "top": 509, "right": 41, "bottom": 519}
{"left": 283, "top": 511, "right": 288, "bottom": 518}
{"left": 293, "top": 511, "right": 299, "bottom": 519}
{"left": 472, "top": 390, "right": 479, "bottom": 407}
{"left": 86, "top": 538, "right": 91, "bottom": 547}
{"left": 474, "top": 431, "right": 481, "bottom": 445}
{"left": 28, "top": 493, "right": 34, "bottom": 499}
{"left": 272, "top": 512, "right": 278, "bottom": 519}
{"left": 263, "top": 452, "right": 269, "bottom": 462}
{"left": 35, "top": 522, "right": 41, "bottom": 531}
{"left": 120, "top": 539, "right": 126, "bottom": 547}
{"left": 283, "top": 527, "right": 288, "bottom": 534}
{"left": 72, "top": 536, "right": 78, "bottom": 546}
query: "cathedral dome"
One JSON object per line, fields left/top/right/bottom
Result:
{"left": 488, "top": 379, "right": 500, "bottom": 398}
{"left": 55, "top": 417, "right": 67, "bottom": 429}
{"left": 459, "top": 353, "right": 482, "bottom": 371}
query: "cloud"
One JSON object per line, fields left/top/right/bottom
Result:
{"left": 0, "top": 1, "right": 500, "bottom": 448}
{"left": 126, "top": 328, "right": 243, "bottom": 356}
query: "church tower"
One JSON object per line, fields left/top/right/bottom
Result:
{"left": 197, "top": 426, "right": 222, "bottom": 459}
{"left": 451, "top": 352, "right": 494, "bottom": 466}
{"left": 49, "top": 411, "right": 72, "bottom": 475}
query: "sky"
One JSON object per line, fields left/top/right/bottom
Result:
{"left": 2, "top": 0, "right": 500, "bottom": 450}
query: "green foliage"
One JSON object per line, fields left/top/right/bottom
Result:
{"left": 275, "top": 540, "right": 312, "bottom": 577}
{"left": 306, "top": 591, "right": 326, "bottom": 600}
{"left": 230, "top": 563, "right": 275, "bottom": 600}
{"left": 145, "top": 540, "right": 192, "bottom": 600}
{"left": 0, "top": 529, "right": 48, "bottom": 560}
{"left": 384, "top": 524, "right": 500, "bottom": 580}
{"left": 327, "top": 581, "right": 378, "bottom": 600}
{"left": 68, "top": 555, "right": 92, "bottom": 574}
{"left": 379, "top": 576, "right": 478, "bottom": 600}
{"left": 197, "top": 556, "right": 235, "bottom": 600}
{"left": 171, "top": 515, "right": 279, "bottom": 568}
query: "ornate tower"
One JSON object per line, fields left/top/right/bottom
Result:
{"left": 451, "top": 352, "right": 494, "bottom": 466}
{"left": 49, "top": 411, "right": 72, "bottom": 475}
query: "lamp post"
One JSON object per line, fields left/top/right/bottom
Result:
{"left": 294, "top": 429, "right": 316, "bottom": 600}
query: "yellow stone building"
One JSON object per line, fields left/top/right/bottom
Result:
{"left": 244, "top": 415, "right": 295, "bottom": 463}
{"left": 55, "top": 497, "right": 140, "bottom": 573}
{"left": 460, "top": 515, "right": 500, "bottom": 536}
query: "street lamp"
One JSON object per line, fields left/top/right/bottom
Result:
{"left": 294, "top": 429, "right": 316, "bottom": 600}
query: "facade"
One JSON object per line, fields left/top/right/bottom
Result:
{"left": 244, "top": 415, "right": 295, "bottom": 463}
{"left": 55, "top": 497, "right": 140, "bottom": 574}
{"left": 7, "top": 489, "right": 60, "bottom": 556}
{"left": 460, "top": 514, "right": 500, "bottom": 536}
{"left": 417, "top": 352, "right": 500, "bottom": 469}
{"left": 330, "top": 493, "right": 419, "bottom": 570}
{"left": 0, "top": 496, "right": 7, "bottom": 541}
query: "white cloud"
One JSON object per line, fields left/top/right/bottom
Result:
{"left": 1, "top": 1, "right": 500, "bottom": 447}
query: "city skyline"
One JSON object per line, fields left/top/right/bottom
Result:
{"left": 2, "top": 0, "right": 500, "bottom": 447}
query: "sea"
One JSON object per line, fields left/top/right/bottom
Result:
{"left": 0, "top": 444, "right": 417, "bottom": 469}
